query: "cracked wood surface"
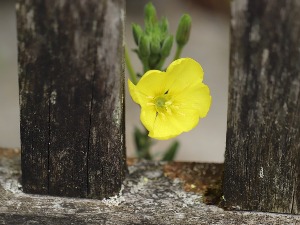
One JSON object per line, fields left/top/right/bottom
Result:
{"left": 1, "top": 148, "right": 300, "bottom": 224}
{"left": 224, "top": 0, "right": 300, "bottom": 214}
{"left": 16, "top": 0, "right": 126, "bottom": 199}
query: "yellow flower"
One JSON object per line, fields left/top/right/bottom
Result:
{"left": 128, "top": 58, "right": 211, "bottom": 140}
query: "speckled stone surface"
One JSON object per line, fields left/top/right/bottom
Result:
{"left": 1, "top": 148, "right": 300, "bottom": 225}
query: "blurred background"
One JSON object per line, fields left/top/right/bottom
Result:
{"left": 0, "top": 0, "right": 229, "bottom": 162}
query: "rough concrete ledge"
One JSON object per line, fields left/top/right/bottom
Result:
{"left": 0, "top": 148, "right": 300, "bottom": 225}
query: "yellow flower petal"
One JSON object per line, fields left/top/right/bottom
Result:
{"left": 128, "top": 79, "right": 152, "bottom": 108}
{"left": 136, "top": 70, "right": 168, "bottom": 98}
{"left": 173, "top": 82, "right": 212, "bottom": 118}
{"left": 169, "top": 107, "right": 200, "bottom": 132}
{"left": 127, "top": 57, "right": 211, "bottom": 140}
{"left": 128, "top": 79, "right": 140, "bottom": 104}
{"left": 197, "top": 84, "right": 212, "bottom": 118}
{"left": 140, "top": 105, "right": 157, "bottom": 133}
{"left": 149, "top": 113, "right": 182, "bottom": 140}
{"left": 166, "top": 58, "right": 204, "bottom": 94}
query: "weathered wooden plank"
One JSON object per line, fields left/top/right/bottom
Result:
{"left": 1, "top": 148, "right": 300, "bottom": 225}
{"left": 223, "top": 0, "right": 300, "bottom": 214}
{"left": 16, "top": 0, "right": 126, "bottom": 199}
{"left": 86, "top": 0, "right": 127, "bottom": 198}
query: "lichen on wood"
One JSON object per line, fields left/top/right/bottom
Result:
{"left": 1, "top": 148, "right": 300, "bottom": 224}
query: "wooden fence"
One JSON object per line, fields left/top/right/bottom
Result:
{"left": 223, "top": 0, "right": 299, "bottom": 214}
{"left": 17, "top": 0, "right": 127, "bottom": 199}
{"left": 14, "top": 0, "right": 300, "bottom": 215}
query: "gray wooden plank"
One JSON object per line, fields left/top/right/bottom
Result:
{"left": 224, "top": 0, "right": 300, "bottom": 214}
{"left": 1, "top": 148, "right": 300, "bottom": 224}
{"left": 16, "top": 0, "right": 126, "bottom": 198}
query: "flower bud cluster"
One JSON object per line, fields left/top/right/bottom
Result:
{"left": 132, "top": 3, "right": 173, "bottom": 70}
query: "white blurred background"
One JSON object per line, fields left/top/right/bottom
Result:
{"left": 0, "top": 0, "right": 229, "bottom": 162}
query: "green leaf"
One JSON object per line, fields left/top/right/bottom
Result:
{"left": 161, "top": 141, "right": 179, "bottom": 161}
{"left": 134, "top": 127, "right": 145, "bottom": 151}
{"left": 134, "top": 127, "right": 153, "bottom": 160}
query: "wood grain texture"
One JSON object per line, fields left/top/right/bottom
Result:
{"left": 1, "top": 148, "right": 300, "bottom": 225}
{"left": 223, "top": 0, "right": 300, "bottom": 213}
{"left": 16, "top": 0, "right": 126, "bottom": 199}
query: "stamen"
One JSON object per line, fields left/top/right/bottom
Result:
{"left": 160, "top": 112, "right": 166, "bottom": 119}
{"left": 166, "top": 107, "right": 172, "bottom": 115}
{"left": 165, "top": 100, "right": 172, "bottom": 106}
{"left": 177, "top": 111, "right": 186, "bottom": 116}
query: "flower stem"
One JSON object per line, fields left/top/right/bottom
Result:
{"left": 173, "top": 45, "right": 183, "bottom": 61}
{"left": 142, "top": 58, "right": 150, "bottom": 73}
{"left": 155, "top": 56, "right": 166, "bottom": 71}
{"left": 125, "top": 46, "right": 138, "bottom": 85}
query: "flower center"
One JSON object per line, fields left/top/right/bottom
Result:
{"left": 155, "top": 97, "right": 166, "bottom": 108}
{"left": 154, "top": 95, "right": 172, "bottom": 115}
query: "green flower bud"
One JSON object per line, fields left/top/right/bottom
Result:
{"left": 132, "top": 23, "right": 143, "bottom": 46}
{"left": 176, "top": 14, "right": 192, "bottom": 47}
{"left": 144, "top": 2, "right": 157, "bottom": 27}
{"left": 160, "top": 17, "right": 169, "bottom": 34}
{"left": 150, "top": 35, "right": 161, "bottom": 55}
{"left": 161, "top": 35, "right": 173, "bottom": 58}
{"left": 149, "top": 54, "right": 160, "bottom": 69}
{"left": 139, "top": 35, "right": 150, "bottom": 58}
